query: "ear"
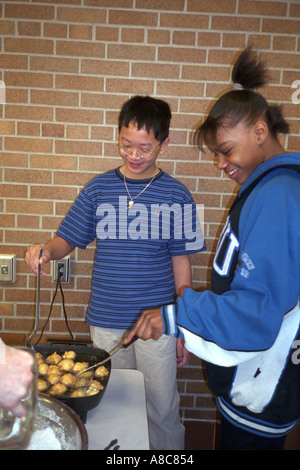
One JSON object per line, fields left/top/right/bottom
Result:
{"left": 159, "top": 137, "right": 170, "bottom": 155}
{"left": 254, "top": 120, "right": 269, "bottom": 144}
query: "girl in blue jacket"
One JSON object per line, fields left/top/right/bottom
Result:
{"left": 126, "top": 47, "right": 300, "bottom": 449}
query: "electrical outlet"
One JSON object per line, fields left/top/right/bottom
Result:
{"left": 0, "top": 255, "right": 16, "bottom": 283}
{"left": 52, "top": 256, "right": 71, "bottom": 283}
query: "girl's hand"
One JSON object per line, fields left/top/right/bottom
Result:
{"left": 125, "top": 308, "right": 164, "bottom": 343}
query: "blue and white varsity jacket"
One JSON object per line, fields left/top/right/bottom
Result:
{"left": 162, "top": 153, "right": 300, "bottom": 437}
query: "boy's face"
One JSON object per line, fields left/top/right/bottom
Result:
{"left": 118, "top": 122, "right": 169, "bottom": 179}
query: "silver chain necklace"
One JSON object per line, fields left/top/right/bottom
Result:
{"left": 123, "top": 168, "right": 157, "bottom": 209}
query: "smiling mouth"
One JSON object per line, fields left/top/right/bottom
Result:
{"left": 228, "top": 167, "right": 239, "bottom": 177}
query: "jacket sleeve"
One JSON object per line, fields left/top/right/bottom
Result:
{"left": 162, "top": 171, "right": 300, "bottom": 367}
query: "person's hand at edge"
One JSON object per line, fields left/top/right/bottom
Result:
{"left": 124, "top": 308, "right": 164, "bottom": 343}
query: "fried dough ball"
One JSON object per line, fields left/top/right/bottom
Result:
{"left": 70, "top": 389, "right": 86, "bottom": 398}
{"left": 37, "top": 379, "right": 48, "bottom": 392}
{"left": 86, "top": 387, "right": 99, "bottom": 396}
{"left": 47, "top": 364, "right": 61, "bottom": 375}
{"left": 72, "top": 361, "right": 89, "bottom": 373}
{"left": 89, "top": 380, "right": 103, "bottom": 390}
{"left": 62, "top": 350, "right": 76, "bottom": 360}
{"left": 36, "top": 353, "right": 44, "bottom": 365}
{"left": 47, "top": 373, "right": 61, "bottom": 385}
{"left": 60, "top": 373, "right": 75, "bottom": 387}
{"left": 59, "top": 359, "right": 74, "bottom": 372}
{"left": 38, "top": 363, "right": 49, "bottom": 376}
{"left": 86, "top": 380, "right": 103, "bottom": 395}
{"left": 46, "top": 352, "right": 61, "bottom": 365}
{"left": 95, "top": 366, "right": 109, "bottom": 378}
{"left": 49, "top": 383, "right": 67, "bottom": 396}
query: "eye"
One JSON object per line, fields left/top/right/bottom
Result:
{"left": 121, "top": 145, "right": 131, "bottom": 153}
{"left": 139, "top": 149, "right": 151, "bottom": 156}
{"left": 223, "top": 148, "right": 232, "bottom": 157}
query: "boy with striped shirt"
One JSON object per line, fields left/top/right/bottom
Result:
{"left": 25, "top": 95, "right": 205, "bottom": 449}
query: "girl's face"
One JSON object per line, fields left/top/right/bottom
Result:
{"left": 206, "top": 120, "right": 269, "bottom": 185}
{"left": 118, "top": 122, "right": 169, "bottom": 179}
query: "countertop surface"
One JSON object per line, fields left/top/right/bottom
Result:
{"left": 85, "top": 368, "right": 150, "bottom": 450}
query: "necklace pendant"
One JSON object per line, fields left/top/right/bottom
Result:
{"left": 123, "top": 168, "right": 157, "bottom": 210}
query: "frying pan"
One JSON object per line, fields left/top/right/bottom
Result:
{"left": 35, "top": 339, "right": 112, "bottom": 423}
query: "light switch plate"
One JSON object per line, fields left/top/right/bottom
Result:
{"left": 0, "top": 255, "right": 16, "bottom": 283}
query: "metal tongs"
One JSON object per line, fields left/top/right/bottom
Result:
{"left": 71, "top": 333, "right": 138, "bottom": 387}
{"left": 25, "top": 249, "right": 43, "bottom": 349}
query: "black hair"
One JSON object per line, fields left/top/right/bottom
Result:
{"left": 118, "top": 95, "right": 171, "bottom": 143}
{"left": 194, "top": 47, "right": 289, "bottom": 150}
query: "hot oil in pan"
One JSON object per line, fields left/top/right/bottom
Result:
{"left": 35, "top": 345, "right": 111, "bottom": 422}
{"left": 37, "top": 351, "right": 109, "bottom": 397}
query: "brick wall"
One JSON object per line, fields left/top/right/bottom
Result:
{"left": 0, "top": 0, "right": 299, "bottom": 423}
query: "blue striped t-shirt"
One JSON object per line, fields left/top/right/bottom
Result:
{"left": 57, "top": 168, "right": 205, "bottom": 328}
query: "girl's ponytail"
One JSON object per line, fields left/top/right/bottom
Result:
{"left": 194, "top": 47, "right": 289, "bottom": 150}
{"left": 232, "top": 46, "right": 267, "bottom": 90}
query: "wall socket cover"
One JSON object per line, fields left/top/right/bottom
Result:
{"left": 51, "top": 256, "right": 71, "bottom": 282}
{"left": 0, "top": 255, "right": 16, "bottom": 283}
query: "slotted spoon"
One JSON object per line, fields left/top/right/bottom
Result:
{"left": 25, "top": 249, "right": 43, "bottom": 349}
{"left": 71, "top": 334, "right": 138, "bottom": 388}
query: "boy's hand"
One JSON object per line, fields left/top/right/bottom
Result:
{"left": 25, "top": 245, "right": 51, "bottom": 276}
{"left": 125, "top": 308, "right": 164, "bottom": 343}
{"left": 176, "top": 339, "right": 190, "bottom": 367}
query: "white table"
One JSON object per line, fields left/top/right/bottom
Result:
{"left": 85, "top": 369, "right": 150, "bottom": 450}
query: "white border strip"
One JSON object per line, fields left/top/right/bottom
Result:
{"left": 217, "top": 398, "right": 296, "bottom": 436}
